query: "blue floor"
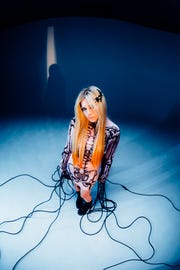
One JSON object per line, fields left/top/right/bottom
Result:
{"left": 0, "top": 117, "right": 179, "bottom": 270}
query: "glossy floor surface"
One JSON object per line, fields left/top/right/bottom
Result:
{"left": 0, "top": 117, "right": 179, "bottom": 270}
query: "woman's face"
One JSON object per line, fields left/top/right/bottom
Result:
{"left": 81, "top": 98, "right": 99, "bottom": 123}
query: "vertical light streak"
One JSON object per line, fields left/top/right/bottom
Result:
{"left": 46, "top": 26, "right": 57, "bottom": 79}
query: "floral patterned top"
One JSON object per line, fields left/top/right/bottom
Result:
{"left": 60, "top": 117, "right": 120, "bottom": 183}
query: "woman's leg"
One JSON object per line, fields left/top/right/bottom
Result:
{"left": 74, "top": 180, "right": 96, "bottom": 215}
{"left": 77, "top": 186, "right": 93, "bottom": 215}
{"left": 74, "top": 183, "right": 80, "bottom": 192}
{"left": 80, "top": 188, "right": 92, "bottom": 202}
{"left": 73, "top": 183, "right": 83, "bottom": 209}
{"left": 74, "top": 182, "right": 92, "bottom": 202}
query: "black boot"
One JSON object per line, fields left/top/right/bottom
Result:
{"left": 78, "top": 200, "right": 93, "bottom": 216}
{"left": 76, "top": 192, "right": 83, "bottom": 209}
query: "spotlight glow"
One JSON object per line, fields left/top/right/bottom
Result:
{"left": 46, "top": 26, "right": 57, "bottom": 79}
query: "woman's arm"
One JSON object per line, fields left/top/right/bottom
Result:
{"left": 60, "top": 118, "right": 75, "bottom": 177}
{"left": 98, "top": 125, "right": 120, "bottom": 183}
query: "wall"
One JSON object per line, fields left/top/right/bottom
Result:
{"left": 1, "top": 17, "right": 180, "bottom": 127}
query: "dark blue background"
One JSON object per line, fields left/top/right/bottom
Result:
{"left": 1, "top": 17, "right": 180, "bottom": 128}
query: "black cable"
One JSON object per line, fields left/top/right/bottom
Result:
{"left": 1, "top": 169, "right": 180, "bottom": 270}
{"left": 0, "top": 182, "right": 59, "bottom": 235}
{"left": 0, "top": 173, "right": 55, "bottom": 188}
{"left": 11, "top": 182, "right": 63, "bottom": 270}
{"left": 79, "top": 180, "right": 180, "bottom": 269}
{"left": 0, "top": 168, "right": 73, "bottom": 270}
{"left": 79, "top": 181, "right": 116, "bottom": 236}
{"left": 107, "top": 179, "right": 180, "bottom": 212}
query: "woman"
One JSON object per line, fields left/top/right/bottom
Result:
{"left": 60, "top": 86, "right": 120, "bottom": 215}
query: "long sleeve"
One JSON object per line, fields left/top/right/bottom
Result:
{"left": 98, "top": 125, "right": 120, "bottom": 183}
{"left": 60, "top": 118, "right": 75, "bottom": 177}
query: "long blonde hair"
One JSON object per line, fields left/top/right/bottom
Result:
{"left": 72, "top": 86, "right": 107, "bottom": 168}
